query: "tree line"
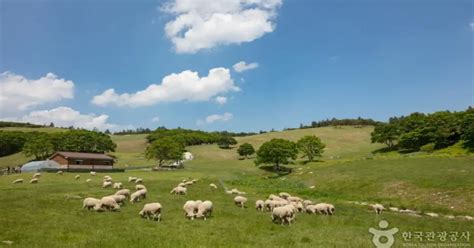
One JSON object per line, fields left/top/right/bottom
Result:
{"left": 0, "top": 121, "right": 44, "bottom": 128}
{"left": 284, "top": 117, "right": 379, "bottom": 131}
{"left": 371, "top": 107, "right": 474, "bottom": 152}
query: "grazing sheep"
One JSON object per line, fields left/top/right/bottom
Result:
{"left": 264, "top": 199, "right": 273, "bottom": 211}
{"left": 86, "top": 179, "right": 92, "bottom": 183}
{"left": 279, "top": 192, "right": 291, "bottom": 199}
{"left": 115, "top": 189, "right": 131, "bottom": 198}
{"left": 102, "top": 181, "right": 113, "bottom": 188}
{"left": 94, "top": 196, "right": 120, "bottom": 211}
{"left": 75, "top": 175, "right": 80, "bottom": 180}
{"left": 183, "top": 200, "right": 198, "bottom": 220}
{"left": 225, "top": 190, "right": 233, "bottom": 194}
{"left": 108, "top": 194, "right": 126, "bottom": 205}
{"left": 103, "top": 176, "right": 112, "bottom": 182}
{"left": 33, "top": 173, "right": 41, "bottom": 178}
{"left": 306, "top": 203, "right": 333, "bottom": 215}
{"left": 389, "top": 207, "right": 399, "bottom": 212}
{"left": 255, "top": 200, "right": 265, "bottom": 212}
{"left": 272, "top": 205, "right": 295, "bottom": 225}
{"left": 196, "top": 200, "right": 213, "bottom": 220}
{"left": 128, "top": 177, "right": 137, "bottom": 183}
{"left": 130, "top": 189, "right": 147, "bottom": 203}
{"left": 185, "top": 181, "right": 194, "bottom": 186}
{"left": 291, "top": 201, "right": 304, "bottom": 212}
{"left": 192, "top": 179, "right": 198, "bottom": 183}
{"left": 170, "top": 186, "right": 187, "bottom": 195}
{"left": 12, "top": 179, "right": 23, "bottom": 184}
{"left": 326, "top": 203, "right": 335, "bottom": 215}
{"left": 369, "top": 204, "right": 385, "bottom": 215}
{"left": 209, "top": 183, "right": 218, "bottom": 189}
{"left": 29, "top": 178, "right": 38, "bottom": 184}
{"left": 139, "top": 203, "right": 162, "bottom": 221}
{"left": 302, "top": 200, "right": 313, "bottom": 207}
{"left": 234, "top": 196, "right": 247, "bottom": 208}
{"left": 425, "top": 213, "right": 439, "bottom": 218}
{"left": 83, "top": 197, "right": 101, "bottom": 210}
{"left": 113, "top": 182, "right": 123, "bottom": 189}
{"left": 56, "top": 170, "right": 63, "bottom": 175}
{"left": 135, "top": 178, "right": 143, "bottom": 184}
{"left": 287, "top": 196, "right": 303, "bottom": 203}
{"left": 178, "top": 182, "right": 187, "bottom": 188}
{"left": 90, "top": 171, "right": 96, "bottom": 176}
{"left": 135, "top": 184, "right": 146, "bottom": 191}
{"left": 268, "top": 194, "right": 284, "bottom": 201}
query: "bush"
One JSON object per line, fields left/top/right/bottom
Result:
{"left": 420, "top": 143, "right": 435, "bottom": 153}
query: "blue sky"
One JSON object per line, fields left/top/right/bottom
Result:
{"left": 1, "top": 0, "right": 472, "bottom": 132}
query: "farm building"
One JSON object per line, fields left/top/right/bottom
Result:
{"left": 48, "top": 152, "right": 115, "bottom": 171}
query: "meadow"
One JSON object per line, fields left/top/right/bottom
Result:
{"left": 0, "top": 126, "right": 473, "bottom": 247}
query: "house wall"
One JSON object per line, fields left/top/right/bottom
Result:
{"left": 50, "top": 154, "right": 114, "bottom": 170}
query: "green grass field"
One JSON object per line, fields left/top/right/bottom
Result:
{"left": 0, "top": 127, "right": 473, "bottom": 247}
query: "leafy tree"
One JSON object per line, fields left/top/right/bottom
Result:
{"left": 145, "top": 138, "right": 184, "bottom": 167}
{"left": 217, "top": 136, "right": 237, "bottom": 149}
{"left": 237, "top": 143, "right": 255, "bottom": 158}
{"left": 255, "top": 138, "right": 298, "bottom": 171}
{"left": 22, "top": 133, "right": 54, "bottom": 160}
{"left": 461, "top": 113, "right": 474, "bottom": 150}
{"left": 104, "top": 129, "right": 111, "bottom": 135}
{"left": 296, "top": 135, "right": 325, "bottom": 162}
{"left": 371, "top": 123, "right": 400, "bottom": 148}
{"left": 51, "top": 130, "right": 116, "bottom": 153}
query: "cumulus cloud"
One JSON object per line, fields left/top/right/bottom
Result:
{"left": 215, "top": 96, "right": 227, "bottom": 105}
{"left": 7, "top": 107, "right": 117, "bottom": 131}
{"left": 233, "top": 61, "right": 259, "bottom": 73}
{"left": 0, "top": 71, "right": 74, "bottom": 114}
{"left": 151, "top": 116, "right": 161, "bottom": 122}
{"left": 92, "top": 67, "right": 239, "bottom": 107}
{"left": 162, "top": 0, "right": 283, "bottom": 53}
{"left": 197, "top": 112, "right": 233, "bottom": 125}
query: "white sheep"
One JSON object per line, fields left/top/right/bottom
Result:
{"left": 115, "top": 189, "right": 131, "bottom": 198}
{"left": 178, "top": 182, "right": 187, "bottom": 188}
{"left": 130, "top": 189, "right": 147, "bottom": 203}
{"left": 306, "top": 203, "right": 330, "bottom": 215}
{"left": 192, "top": 179, "right": 198, "bottom": 183}
{"left": 90, "top": 171, "right": 96, "bottom": 176}
{"left": 389, "top": 207, "right": 399, "bottom": 212}
{"left": 75, "top": 175, "right": 80, "bottom": 180}
{"left": 234, "top": 196, "right": 247, "bottom": 208}
{"left": 103, "top": 176, "right": 112, "bottom": 182}
{"left": 369, "top": 204, "right": 385, "bottom": 215}
{"left": 255, "top": 200, "right": 265, "bottom": 212}
{"left": 108, "top": 194, "right": 126, "bottom": 205}
{"left": 86, "top": 179, "right": 92, "bottom": 183}
{"left": 113, "top": 182, "right": 123, "bottom": 189}
{"left": 12, "top": 179, "right": 23, "bottom": 184}
{"left": 209, "top": 183, "right": 218, "bottom": 189}
{"left": 183, "top": 200, "right": 198, "bottom": 220}
{"left": 102, "top": 181, "right": 112, "bottom": 188}
{"left": 290, "top": 201, "right": 304, "bottom": 212}
{"left": 287, "top": 196, "right": 303, "bottom": 203}
{"left": 33, "top": 173, "right": 41, "bottom": 178}
{"left": 264, "top": 199, "right": 273, "bottom": 211}
{"left": 94, "top": 196, "right": 120, "bottom": 211}
{"left": 56, "top": 170, "right": 63, "bottom": 175}
{"left": 302, "top": 200, "right": 313, "bottom": 207}
{"left": 268, "top": 194, "right": 284, "bottom": 201}
{"left": 29, "top": 178, "right": 38, "bottom": 184}
{"left": 170, "top": 186, "right": 187, "bottom": 195}
{"left": 272, "top": 205, "right": 295, "bottom": 225}
{"left": 83, "top": 197, "right": 101, "bottom": 210}
{"left": 135, "top": 184, "right": 146, "bottom": 191}
{"left": 196, "top": 200, "right": 213, "bottom": 220}
{"left": 135, "top": 178, "right": 143, "bottom": 184}
{"left": 279, "top": 192, "right": 291, "bottom": 199}
{"left": 139, "top": 203, "right": 162, "bottom": 221}
{"left": 128, "top": 176, "right": 137, "bottom": 183}
{"left": 185, "top": 181, "right": 194, "bottom": 186}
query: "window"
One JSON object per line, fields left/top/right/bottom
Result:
{"left": 75, "top": 160, "right": 83, "bottom": 165}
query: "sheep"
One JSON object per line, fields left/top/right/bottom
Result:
{"left": 135, "top": 184, "right": 146, "bottom": 191}
{"left": 178, "top": 182, "right": 187, "bottom": 188}
{"left": 209, "top": 183, "right": 218, "bottom": 189}
{"left": 183, "top": 200, "right": 198, "bottom": 220}
{"left": 130, "top": 189, "right": 147, "bottom": 203}
{"left": 272, "top": 205, "right": 295, "bottom": 225}
{"left": 255, "top": 200, "right": 265, "bottom": 212}
{"left": 185, "top": 181, "right": 194, "bottom": 186}
{"left": 389, "top": 207, "right": 399, "bottom": 212}
{"left": 369, "top": 204, "right": 385, "bottom": 215}
{"left": 302, "top": 200, "right": 313, "bottom": 207}
{"left": 287, "top": 196, "right": 303, "bottom": 203}
{"left": 225, "top": 190, "right": 233, "bottom": 194}
{"left": 264, "top": 199, "right": 273, "bottom": 211}
{"left": 83, "top": 197, "right": 101, "bottom": 210}
{"left": 90, "top": 171, "right": 96, "bottom": 176}
{"left": 234, "top": 196, "right": 247, "bottom": 208}
{"left": 29, "top": 178, "right": 38, "bottom": 184}
{"left": 135, "top": 178, "right": 143, "bottom": 184}
{"left": 12, "top": 179, "right": 23, "bottom": 184}
{"left": 291, "top": 201, "right": 304, "bottom": 212}
{"left": 192, "top": 179, "right": 198, "bottom": 183}
{"left": 195, "top": 200, "right": 213, "bottom": 220}
{"left": 139, "top": 203, "right": 162, "bottom": 221}
{"left": 94, "top": 196, "right": 120, "bottom": 211}
{"left": 75, "top": 175, "right": 80, "bottom": 180}
{"left": 115, "top": 189, "right": 131, "bottom": 198}
{"left": 306, "top": 203, "right": 332, "bottom": 215}
{"left": 56, "top": 170, "right": 64, "bottom": 175}
{"left": 33, "top": 173, "right": 41, "bottom": 178}
{"left": 128, "top": 177, "right": 137, "bottom": 183}
{"left": 86, "top": 179, "right": 92, "bottom": 183}
{"left": 113, "top": 182, "right": 123, "bottom": 189}
{"left": 103, "top": 176, "right": 112, "bottom": 182}
{"left": 170, "top": 186, "right": 187, "bottom": 195}
{"left": 326, "top": 203, "right": 335, "bottom": 215}
{"left": 279, "top": 192, "right": 291, "bottom": 199}
{"left": 102, "top": 181, "right": 113, "bottom": 188}
{"left": 268, "top": 194, "right": 284, "bottom": 201}
{"left": 108, "top": 194, "right": 126, "bottom": 205}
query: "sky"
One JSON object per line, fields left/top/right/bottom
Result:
{"left": 0, "top": 0, "right": 473, "bottom": 132}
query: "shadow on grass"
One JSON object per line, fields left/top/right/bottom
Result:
{"left": 258, "top": 165, "right": 293, "bottom": 178}
{"left": 462, "top": 141, "right": 474, "bottom": 152}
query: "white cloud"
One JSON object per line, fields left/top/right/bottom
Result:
{"left": 92, "top": 67, "right": 239, "bottom": 107}
{"left": 215, "top": 96, "right": 227, "bottom": 105}
{"left": 162, "top": 0, "right": 282, "bottom": 53}
{"left": 6, "top": 106, "right": 117, "bottom": 131}
{"left": 151, "top": 116, "right": 161, "bottom": 122}
{"left": 233, "top": 61, "right": 259, "bottom": 72}
{"left": 197, "top": 112, "right": 233, "bottom": 125}
{"left": 0, "top": 71, "right": 74, "bottom": 115}
{"left": 470, "top": 22, "right": 474, "bottom": 30}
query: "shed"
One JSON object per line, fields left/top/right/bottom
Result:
{"left": 48, "top": 152, "right": 115, "bottom": 171}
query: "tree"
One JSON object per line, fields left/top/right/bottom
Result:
{"left": 255, "top": 138, "right": 298, "bottom": 171}
{"left": 145, "top": 138, "right": 184, "bottom": 167}
{"left": 237, "top": 143, "right": 255, "bottom": 158}
{"left": 51, "top": 130, "right": 116, "bottom": 153}
{"left": 461, "top": 113, "right": 474, "bottom": 150}
{"left": 217, "top": 136, "right": 237, "bottom": 149}
{"left": 104, "top": 129, "right": 111, "bottom": 135}
{"left": 371, "top": 123, "right": 400, "bottom": 148}
{"left": 22, "top": 133, "right": 54, "bottom": 160}
{"left": 296, "top": 135, "right": 325, "bottom": 162}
